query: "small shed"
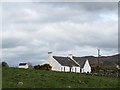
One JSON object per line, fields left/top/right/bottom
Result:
{"left": 18, "top": 63, "right": 29, "bottom": 69}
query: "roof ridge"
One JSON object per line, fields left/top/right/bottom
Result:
{"left": 70, "top": 57, "right": 80, "bottom": 67}
{"left": 53, "top": 56, "right": 79, "bottom": 67}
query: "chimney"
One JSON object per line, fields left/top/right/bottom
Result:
{"left": 48, "top": 52, "right": 53, "bottom": 57}
{"left": 68, "top": 54, "right": 73, "bottom": 59}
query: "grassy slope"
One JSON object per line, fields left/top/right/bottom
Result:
{"left": 2, "top": 67, "right": 119, "bottom": 88}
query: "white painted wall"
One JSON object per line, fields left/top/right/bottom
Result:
{"left": 64, "top": 66, "right": 70, "bottom": 72}
{"left": 82, "top": 60, "right": 91, "bottom": 73}
{"left": 60, "top": 66, "right": 64, "bottom": 72}
{"left": 18, "top": 64, "right": 29, "bottom": 69}
{"left": 42, "top": 53, "right": 62, "bottom": 71}
{"left": 72, "top": 66, "right": 80, "bottom": 73}
{"left": 60, "top": 66, "right": 70, "bottom": 72}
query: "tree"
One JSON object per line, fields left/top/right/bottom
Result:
{"left": 2, "top": 61, "right": 9, "bottom": 67}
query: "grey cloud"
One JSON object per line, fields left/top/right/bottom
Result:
{"left": 79, "top": 2, "right": 117, "bottom": 12}
{"left": 3, "top": 2, "right": 117, "bottom": 25}
{"left": 2, "top": 38, "right": 21, "bottom": 48}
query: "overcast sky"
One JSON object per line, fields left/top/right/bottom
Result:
{"left": 2, "top": 2, "right": 118, "bottom": 66}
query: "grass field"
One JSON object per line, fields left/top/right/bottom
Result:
{"left": 2, "top": 67, "right": 119, "bottom": 88}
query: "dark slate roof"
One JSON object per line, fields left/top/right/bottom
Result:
{"left": 72, "top": 57, "right": 86, "bottom": 68}
{"left": 53, "top": 56, "right": 79, "bottom": 67}
{"left": 19, "top": 63, "right": 27, "bottom": 66}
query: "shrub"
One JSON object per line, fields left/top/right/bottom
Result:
{"left": 34, "top": 64, "right": 52, "bottom": 70}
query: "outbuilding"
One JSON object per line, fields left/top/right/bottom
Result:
{"left": 18, "top": 63, "right": 29, "bottom": 69}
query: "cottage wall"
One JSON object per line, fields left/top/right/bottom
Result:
{"left": 60, "top": 66, "right": 69, "bottom": 72}
{"left": 43, "top": 54, "right": 62, "bottom": 71}
{"left": 64, "top": 66, "right": 70, "bottom": 72}
{"left": 19, "top": 64, "right": 28, "bottom": 69}
{"left": 72, "top": 66, "right": 80, "bottom": 73}
{"left": 82, "top": 60, "right": 91, "bottom": 73}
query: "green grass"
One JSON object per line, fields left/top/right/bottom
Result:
{"left": 2, "top": 67, "right": 119, "bottom": 88}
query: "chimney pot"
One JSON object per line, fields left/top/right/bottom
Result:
{"left": 48, "top": 52, "right": 52, "bottom": 54}
{"left": 68, "top": 54, "right": 73, "bottom": 59}
{"left": 48, "top": 52, "right": 53, "bottom": 57}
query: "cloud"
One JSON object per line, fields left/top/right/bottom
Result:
{"left": 2, "top": 2, "right": 118, "bottom": 66}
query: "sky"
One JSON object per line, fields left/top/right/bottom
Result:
{"left": 1, "top": 2, "right": 118, "bottom": 66}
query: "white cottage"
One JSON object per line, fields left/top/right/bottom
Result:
{"left": 18, "top": 63, "right": 29, "bottom": 69}
{"left": 43, "top": 52, "right": 91, "bottom": 73}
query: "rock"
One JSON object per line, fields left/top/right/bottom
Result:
{"left": 18, "top": 82, "right": 23, "bottom": 85}
{"left": 68, "top": 86, "right": 71, "bottom": 88}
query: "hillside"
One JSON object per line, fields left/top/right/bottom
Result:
{"left": 76, "top": 54, "right": 119, "bottom": 68}
{"left": 2, "top": 67, "right": 119, "bottom": 88}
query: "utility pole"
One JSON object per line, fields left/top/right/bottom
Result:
{"left": 98, "top": 49, "right": 100, "bottom": 67}
{"left": 98, "top": 49, "right": 100, "bottom": 74}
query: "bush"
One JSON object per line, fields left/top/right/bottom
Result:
{"left": 34, "top": 65, "right": 41, "bottom": 69}
{"left": 34, "top": 64, "right": 52, "bottom": 70}
{"left": 91, "top": 66, "right": 100, "bottom": 73}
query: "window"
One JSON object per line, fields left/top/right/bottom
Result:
{"left": 64, "top": 67, "right": 65, "bottom": 71}
{"left": 75, "top": 68, "right": 76, "bottom": 72}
